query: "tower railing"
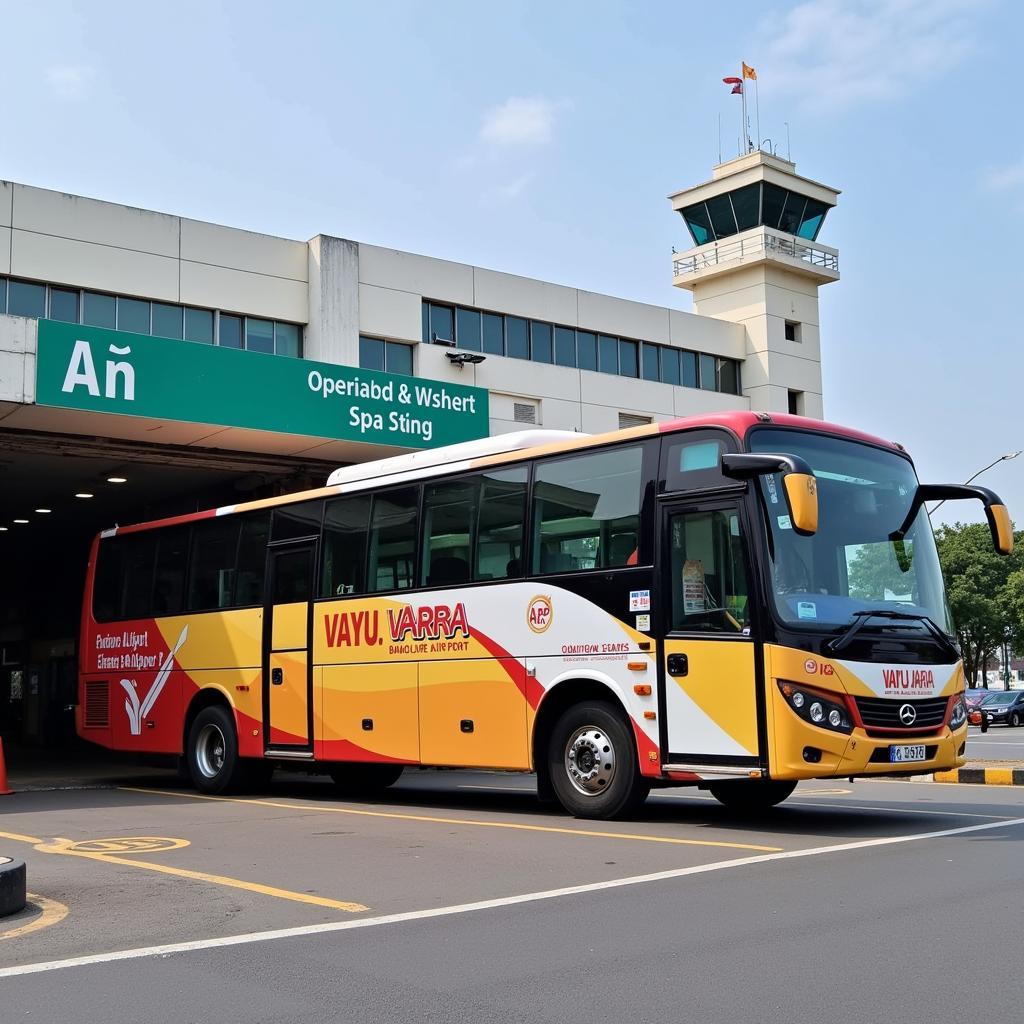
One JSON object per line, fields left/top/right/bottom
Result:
{"left": 673, "top": 227, "right": 839, "bottom": 278}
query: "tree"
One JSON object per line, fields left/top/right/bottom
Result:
{"left": 934, "top": 522, "right": 1024, "bottom": 685}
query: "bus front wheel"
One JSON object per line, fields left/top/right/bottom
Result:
{"left": 708, "top": 779, "right": 797, "bottom": 812}
{"left": 548, "top": 701, "right": 649, "bottom": 820}
{"left": 186, "top": 705, "right": 247, "bottom": 794}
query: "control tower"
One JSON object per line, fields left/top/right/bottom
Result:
{"left": 669, "top": 151, "right": 840, "bottom": 417}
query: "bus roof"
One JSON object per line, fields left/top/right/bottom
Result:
{"left": 107, "top": 411, "right": 904, "bottom": 537}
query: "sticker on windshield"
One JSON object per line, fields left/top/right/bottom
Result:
{"left": 777, "top": 515, "right": 792, "bottom": 530}
{"left": 765, "top": 475, "right": 780, "bottom": 505}
{"left": 797, "top": 601, "right": 817, "bottom": 620}
{"left": 635, "top": 614, "right": 651, "bottom": 632}
{"left": 629, "top": 590, "right": 651, "bottom": 612}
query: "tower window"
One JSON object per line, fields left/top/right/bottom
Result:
{"left": 784, "top": 321, "right": 801, "bottom": 343}
{"left": 788, "top": 390, "right": 804, "bottom": 416}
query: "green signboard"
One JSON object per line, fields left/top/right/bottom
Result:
{"left": 35, "top": 320, "right": 489, "bottom": 449}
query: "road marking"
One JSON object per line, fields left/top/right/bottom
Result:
{"left": 63, "top": 837, "right": 190, "bottom": 854}
{"left": 3, "top": 815, "right": 1022, "bottom": 979}
{"left": 0, "top": 830, "right": 44, "bottom": 845}
{"left": 120, "top": 787, "right": 782, "bottom": 853}
{"left": 646, "top": 789, "right": 1013, "bottom": 819}
{"left": 0, "top": 894, "right": 69, "bottom": 942}
{"left": 0, "top": 832, "right": 367, "bottom": 915}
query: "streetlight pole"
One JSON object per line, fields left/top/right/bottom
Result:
{"left": 928, "top": 451, "right": 1021, "bottom": 517}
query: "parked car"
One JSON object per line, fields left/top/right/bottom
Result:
{"left": 965, "top": 688, "right": 991, "bottom": 710}
{"left": 978, "top": 690, "right": 1024, "bottom": 727}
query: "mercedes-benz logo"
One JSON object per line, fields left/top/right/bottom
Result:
{"left": 899, "top": 703, "right": 917, "bottom": 726}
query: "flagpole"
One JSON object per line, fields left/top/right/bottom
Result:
{"left": 740, "top": 65, "right": 748, "bottom": 153}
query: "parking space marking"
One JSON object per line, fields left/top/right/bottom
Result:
{"left": 0, "top": 893, "right": 69, "bottom": 942}
{"left": 4, "top": 814, "right": 1023, "bottom": 980}
{"left": 0, "top": 831, "right": 368, "bottom": 914}
{"left": 122, "top": 787, "right": 784, "bottom": 853}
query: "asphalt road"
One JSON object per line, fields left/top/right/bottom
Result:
{"left": 2, "top": 770, "right": 1023, "bottom": 1023}
{"left": 964, "top": 722, "right": 1024, "bottom": 757}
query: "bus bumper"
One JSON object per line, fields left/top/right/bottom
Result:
{"left": 769, "top": 708, "right": 968, "bottom": 780}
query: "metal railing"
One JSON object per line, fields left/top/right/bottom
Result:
{"left": 673, "top": 229, "right": 839, "bottom": 277}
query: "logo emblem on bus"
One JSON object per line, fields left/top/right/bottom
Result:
{"left": 527, "top": 596, "right": 553, "bottom": 634}
{"left": 899, "top": 703, "right": 917, "bottom": 726}
{"left": 120, "top": 626, "right": 188, "bottom": 736}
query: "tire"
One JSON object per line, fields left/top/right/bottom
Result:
{"left": 186, "top": 705, "right": 247, "bottom": 794}
{"left": 1010, "top": 712, "right": 1021, "bottom": 728}
{"left": 329, "top": 764, "right": 404, "bottom": 796}
{"left": 708, "top": 779, "right": 797, "bottom": 812}
{"left": 547, "top": 701, "right": 650, "bottom": 820}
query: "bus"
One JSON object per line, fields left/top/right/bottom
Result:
{"left": 77, "top": 412, "right": 1013, "bottom": 818}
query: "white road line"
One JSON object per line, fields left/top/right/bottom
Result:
{"left": 3, "top": 815, "right": 1022, "bottom": 980}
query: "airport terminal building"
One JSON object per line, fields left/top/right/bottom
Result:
{"left": 0, "top": 150, "right": 840, "bottom": 743}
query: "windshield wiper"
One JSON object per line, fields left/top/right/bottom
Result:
{"left": 827, "top": 609, "right": 959, "bottom": 660}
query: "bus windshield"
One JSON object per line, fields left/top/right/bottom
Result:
{"left": 749, "top": 429, "right": 951, "bottom": 633}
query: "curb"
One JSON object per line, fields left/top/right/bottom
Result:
{"left": 933, "top": 767, "right": 1024, "bottom": 785}
{"left": 0, "top": 857, "right": 27, "bottom": 917}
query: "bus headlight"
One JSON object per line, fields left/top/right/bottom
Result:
{"left": 778, "top": 681, "right": 853, "bottom": 735}
{"left": 949, "top": 696, "right": 967, "bottom": 730}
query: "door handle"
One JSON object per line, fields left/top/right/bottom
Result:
{"left": 667, "top": 653, "right": 689, "bottom": 677}
{"left": 271, "top": 667, "right": 283, "bottom": 685}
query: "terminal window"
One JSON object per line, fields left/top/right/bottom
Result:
{"left": 0, "top": 276, "right": 302, "bottom": 357}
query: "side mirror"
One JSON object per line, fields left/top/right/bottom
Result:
{"left": 722, "top": 453, "right": 819, "bottom": 536}
{"left": 894, "top": 484, "right": 1014, "bottom": 555}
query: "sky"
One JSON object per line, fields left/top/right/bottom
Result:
{"left": 1, "top": 0, "right": 1021, "bottom": 527}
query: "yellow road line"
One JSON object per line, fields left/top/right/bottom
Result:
{"left": 121, "top": 787, "right": 783, "bottom": 853}
{"left": 0, "top": 893, "right": 69, "bottom": 942}
{"left": 0, "top": 831, "right": 366, "bottom": 914}
{"left": 0, "top": 830, "right": 44, "bottom": 844}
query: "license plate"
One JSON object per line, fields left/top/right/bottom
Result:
{"left": 890, "top": 744, "right": 926, "bottom": 763}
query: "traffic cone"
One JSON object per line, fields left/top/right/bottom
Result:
{"left": 0, "top": 738, "right": 12, "bottom": 795}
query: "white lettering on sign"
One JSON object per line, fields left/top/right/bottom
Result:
{"left": 62, "top": 340, "right": 135, "bottom": 401}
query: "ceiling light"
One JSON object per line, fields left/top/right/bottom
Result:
{"left": 13, "top": 519, "right": 29, "bottom": 524}
{"left": 107, "top": 477, "right": 127, "bottom": 484}
{"left": 0, "top": 526, "right": 7, "bottom": 532}
{"left": 35, "top": 508, "right": 52, "bottom": 514}
{"left": 75, "top": 492, "right": 94, "bottom": 499}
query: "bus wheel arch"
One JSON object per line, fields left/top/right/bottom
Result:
{"left": 183, "top": 689, "right": 269, "bottom": 794}
{"left": 532, "top": 678, "right": 648, "bottom": 818}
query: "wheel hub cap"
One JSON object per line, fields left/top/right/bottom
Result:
{"left": 196, "top": 723, "right": 226, "bottom": 779}
{"left": 565, "top": 727, "right": 616, "bottom": 796}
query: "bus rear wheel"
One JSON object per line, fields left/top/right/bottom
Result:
{"left": 186, "top": 705, "right": 248, "bottom": 794}
{"left": 329, "top": 764, "right": 404, "bottom": 796}
{"left": 708, "top": 779, "right": 797, "bottom": 812}
{"left": 548, "top": 701, "right": 649, "bottom": 820}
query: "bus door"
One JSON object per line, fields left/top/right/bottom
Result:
{"left": 263, "top": 540, "right": 315, "bottom": 752}
{"left": 658, "top": 499, "right": 761, "bottom": 768}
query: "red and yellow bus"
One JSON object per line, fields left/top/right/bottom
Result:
{"left": 77, "top": 412, "right": 1013, "bottom": 818}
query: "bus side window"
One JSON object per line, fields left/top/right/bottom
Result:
{"left": 368, "top": 487, "right": 419, "bottom": 593}
{"left": 532, "top": 446, "right": 643, "bottom": 574}
{"left": 476, "top": 466, "right": 528, "bottom": 581}
{"left": 422, "top": 480, "right": 476, "bottom": 588}
{"left": 321, "top": 495, "right": 370, "bottom": 597}
{"left": 152, "top": 527, "right": 189, "bottom": 616}
{"left": 235, "top": 514, "right": 271, "bottom": 606}
{"left": 186, "top": 519, "right": 241, "bottom": 612}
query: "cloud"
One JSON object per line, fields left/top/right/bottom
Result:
{"left": 479, "top": 96, "right": 568, "bottom": 147}
{"left": 756, "top": 0, "right": 986, "bottom": 111}
{"left": 484, "top": 173, "right": 537, "bottom": 204}
{"left": 984, "top": 158, "right": 1024, "bottom": 193}
{"left": 46, "top": 64, "right": 96, "bottom": 100}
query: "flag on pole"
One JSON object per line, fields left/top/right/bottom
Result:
{"left": 722, "top": 77, "right": 741, "bottom": 84}
{"left": 742, "top": 62, "right": 757, "bottom": 80}
{"left": 723, "top": 76, "right": 742, "bottom": 94}
{"left": 731, "top": 83, "right": 742, "bottom": 94}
